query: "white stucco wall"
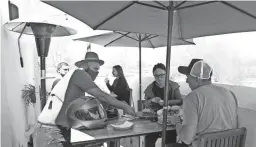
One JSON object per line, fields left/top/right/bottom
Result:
{"left": 1, "top": 0, "right": 41, "bottom": 146}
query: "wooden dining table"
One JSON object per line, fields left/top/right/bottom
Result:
{"left": 71, "top": 117, "right": 175, "bottom": 147}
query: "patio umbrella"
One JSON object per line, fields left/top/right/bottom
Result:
{"left": 43, "top": 1, "right": 256, "bottom": 146}
{"left": 74, "top": 31, "right": 195, "bottom": 102}
{"left": 4, "top": 20, "right": 76, "bottom": 110}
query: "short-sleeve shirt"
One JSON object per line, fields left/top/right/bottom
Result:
{"left": 144, "top": 80, "right": 181, "bottom": 111}
{"left": 55, "top": 69, "right": 98, "bottom": 127}
{"left": 144, "top": 80, "right": 180, "bottom": 100}
{"left": 182, "top": 84, "right": 238, "bottom": 146}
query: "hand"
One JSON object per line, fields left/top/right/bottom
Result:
{"left": 110, "top": 92, "right": 117, "bottom": 97}
{"left": 151, "top": 97, "right": 161, "bottom": 103}
{"left": 144, "top": 100, "right": 151, "bottom": 108}
{"left": 123, "top": 105, "right": 136, "bottom": 116}
{"left": 159, "top": 100, "right": 164, "bottom": 106}
{"left": 170, "top": 115, "right": 182, "bottom": 125}
{"left": 104, "top": 78, "right": 109, "bottom": 83}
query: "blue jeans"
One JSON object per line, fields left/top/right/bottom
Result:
{"left": 32, "top": 123, "right": 71, "bottom": 147}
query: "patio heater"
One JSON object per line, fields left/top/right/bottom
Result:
{"left": 4, "top": 21, "right": 76, "bottom": 110}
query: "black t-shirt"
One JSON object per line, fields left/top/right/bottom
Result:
{"left": 150, "top": 82, "right": 174, "bottom": 111}
{"left": 152, "top": 82, "right": 173, "bottom": 100}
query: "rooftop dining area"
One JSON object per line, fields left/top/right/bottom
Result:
{"left": 1, "top": 1, "right": 256, "bottom": 147}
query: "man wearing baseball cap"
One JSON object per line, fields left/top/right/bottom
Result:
{"left": 168, "top": 59, "right": 238, "bottom": 147}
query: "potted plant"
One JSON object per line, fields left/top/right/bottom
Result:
{"left": 22, "top": 84, "right": 37, "bottom": 144}
{"left": 22, "top": 84, "right": 36, "bottom": 105}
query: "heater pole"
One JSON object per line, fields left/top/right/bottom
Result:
{"left": 40, "top": 56, "right": 47, "bottom": 110}
{"left": 33, "top": 33, "right": 51, "bottom": 111}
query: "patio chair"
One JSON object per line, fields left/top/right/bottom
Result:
{"left": 137, "top": 100, "right": 146, "bottom": 111}
{"left": 197, "top": 127, "right": 247, "bottom": 147}
{"left": 129, "top": 88, "right": 134, "bottom": 107}
{"left": 170, "top": 127, "right": 247, "bottom": 147}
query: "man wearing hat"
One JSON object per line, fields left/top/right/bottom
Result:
{"left": 34, "top": 51, "right": 136, "bottom": 147}
{"left": 168, "top": 59, "right": 238, "bottom": 147}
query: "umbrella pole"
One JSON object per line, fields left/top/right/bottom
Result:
{"left": 161, "top": 2, "right": 174, "bottom": 147}
{"left": 139, "top": 34, "right": 142, "bottom": 101}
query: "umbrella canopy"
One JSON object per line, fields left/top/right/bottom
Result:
{"left": 43, "top": 1, "right": 256, "bottom": 39}
{"left": 42, "top": 1, "right": 256, "bottom": 146}
{"left": 74, "top": 31, "right": 195, "bottom": 102}
{"left": 75, "top": 31, "right": 195, "bottom": 48}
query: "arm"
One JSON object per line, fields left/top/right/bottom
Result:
{"left": 86, "top": 87, "right": 131, "bottom": 111}
{"left": 168, "top": 88, "right": 183, "bottom": 106}
{"left": 175, "top": 123, "right": 197, "bottom": 145}
{"left": 74, "top": 70, "right": 135, "bottom": 115}
{"left": 144, "top": 95, "right": 153, "bottom": 108}
{"left": 106, "top": 81, "right": 113, "bottom": 92}
{"left": 230, "top": 91, "right": 239, "bottom": 128}
{"left": 176, "top": 94, "right": 198, "bottom": 144}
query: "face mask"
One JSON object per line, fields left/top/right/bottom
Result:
{"left": 86, "top": 68, "right": 99, "bottom": 81}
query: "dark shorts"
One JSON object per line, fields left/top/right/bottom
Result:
{"left": 145, "top": 130, "right": 177, "bottom": 147}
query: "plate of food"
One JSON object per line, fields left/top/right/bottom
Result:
{"left": 111, "top": 121, "right": 134, "bottom": 130}
{"left": 137, "top": 109, "right": 157, "bottom": 119}
{"left": 122, "top": 114, "right": 137, "bottom": 121}
{"left": 156, "top": 105, "right": 180, "bottom": 116}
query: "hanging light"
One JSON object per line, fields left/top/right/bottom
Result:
{"left": 8, "top": 1, "right": 19, "bottom": 20}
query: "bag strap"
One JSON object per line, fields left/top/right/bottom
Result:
{"left": 50, "top": 94, "right": 64, "bottom": 103}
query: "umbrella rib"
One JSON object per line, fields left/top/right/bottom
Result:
{"left": 144, "top": 35, "right": 155, "bottom": 49}
{"left": 141, "top": 34, "right": 152, "bottom": 41}
{"left": 181, "top": 39, "right": 196, "bottom": 45}
{"left": 147, "top": 34, "right": 159, "bottom": 40}
{"left": 221, "top": 1, "right": 256, "bottom": 20}
{"left": 135, "top": 33, "right": 139, "bottom": 40}
{"left": 104, "top": 32, "right": 130, "bottom": 47}
{"left": 93, "top": 1, "right": 136, "bottom": 30}
{"left": 174, "top": 1, "right": 187, "bottom": 10}
{"left": 116, "top": 32, "right": 139, "bottom": 41}
{"left": 176, "top": 1, "right": 218, "bottom": 10}
{"left": 12, "top": 22, "right": 24, "bottom": 31}
{"left": 177, "top": 10, "right": 185, "bottom": 39}
{"left": 153, "top": 1, "right": 168, "bottom": 10}
{"left": 135, "top": 1, "right": 166, "bottom": 11}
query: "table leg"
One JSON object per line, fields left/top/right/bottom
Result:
{"left": 107, "top": 140, "right": 120, "bottom": 147}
